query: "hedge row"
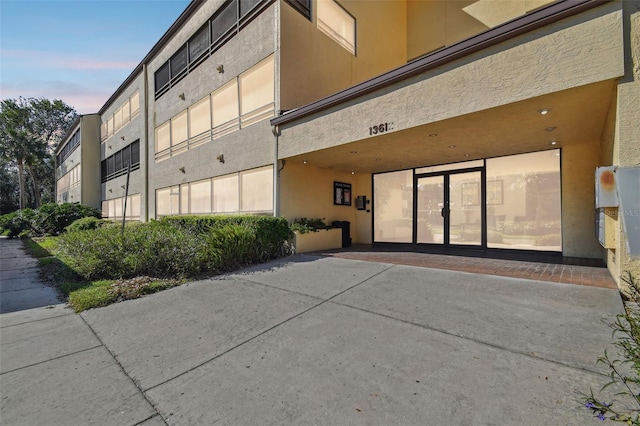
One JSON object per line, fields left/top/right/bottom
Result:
{"left": 0, "top": 203, "right": 102, "bottom": 238}
{"left": 54, "top": 215, "right": 293, "bottom": 281}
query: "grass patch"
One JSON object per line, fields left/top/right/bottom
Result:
{"left": 23, "top": 237, "right": 55, "bottom": 258}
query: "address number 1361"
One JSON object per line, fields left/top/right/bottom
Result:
{"left": 369, "top": 122, "right": 393, "bottom": 136}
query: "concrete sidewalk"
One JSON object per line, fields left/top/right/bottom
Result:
{"left": 0, "top": 238, "right": 625, "bottom": 425}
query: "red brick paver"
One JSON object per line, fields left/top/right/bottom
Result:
{"left": 321, "top": 249, "right": 617, "bottom": 289}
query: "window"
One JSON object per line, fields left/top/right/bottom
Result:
{"left": 180, "top": 184, "right": 189, "bottom": 214}
{"left": 212, "top": 80, "right": 239, "bottom": 137}
{"left": 156, "top": 121, "right": 171, "bottom": 154}
{"left": 240, "top": 0, "right": 261, "bottom": 17}
{"left": 155, "top": 62, "right": 170, "bottom": 92}
{"left": 317, "top": 0, "right": 355, "bottom": 54}
{"left": 170, "top": 45, "right": 188, "bottom": 79}
{"left": 130, "top": 91, "right": 140, "bottom": 116}
{"left": 239, "top": 55, "right": 275, "bottom": 127}
{"left": 101, "top": 140, "right": 140, "bottom": 183}
{"left": 171, "top": 111, "right": 188, "bottom": 146}
{"left": 213, "top": 174, "right": 239, "bottom": 213}
{"left": 103, "top": 194, "right": 140, "bottom": 221}
{"left": 156, "top": 187, "right": 180, "bottom": 216}
{"left": 189, "top": 23, "right": 209, "bottom": 63}
{"left": 190, "top": 179, "right": 212, "bottom": 214}
{"left": 240, "top": 166, "right": 273, "bottom": 212}
{"left": 373, "top": 170, "right": 413, "bottom": 243}
{"left": 285, "top": 0, "right": 311, "bottom": 19}
{"left": 211, "top": 0, "right": 237, "bottom": 45}
{"left": 101, "top": 90, "right": 140, "bottom": 142}
{"left": 189, "top": 97, "right": 211, "bottom": 137}
{"left": 486, "top": 150, "right": 561, "bottom": 251}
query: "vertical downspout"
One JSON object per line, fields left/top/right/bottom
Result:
{"left": 273, "top": 0, "right": 281, "bottom": 217}
{"left": 143, "top": 63, "right": 150, "bottom": 221}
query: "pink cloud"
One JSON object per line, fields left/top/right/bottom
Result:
{"left": 2, "top": 49, "right": 138, "bottom": 71}
{"left": 1, "top": 81, "right": 114, "bottom": 114}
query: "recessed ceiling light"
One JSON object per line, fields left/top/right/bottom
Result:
{"left": 429, "top": 133, "right": 438, "bottom": 137}
{"left": 375, "top": 158, "right": 382, "bottom": 162}
{"left": 464, "top": 154, "right": 471, "bottom": 157}
{"left": 303, "top": 160, "right": 308, "bottom": 164}
{"left": 539, "top": 108, "right": 550, "bottom": 115}
{"left": 448, "top": 145, "right": 456, "bottom": 148}
{"left": 350, "top": 151, "right": 358, "bottom": 154}
{"left": 545, "top": 126, "right": 557, "bottom": 132}
{"left": 351, "top": 171, "right": 355, "bottom": 175}
{"left": 550, "top": 140, "right": 558, "bottom": 145}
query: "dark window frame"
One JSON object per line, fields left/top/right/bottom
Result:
{"left": 284, "top": 0, "right": 311, "bottom": 20}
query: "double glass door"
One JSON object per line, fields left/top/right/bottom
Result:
{"left": 415, "top": 170, "right": 483, "bottom": 246}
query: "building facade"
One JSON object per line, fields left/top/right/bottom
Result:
{"left": 60, "top": 0, "right": 640, "bottom": 288}
{"left": 55, "top": 114, "right": 101, "bottom": 209}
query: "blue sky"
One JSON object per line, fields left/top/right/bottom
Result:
{"left": 1, "top": 0, "right": 191, "bottom": 114}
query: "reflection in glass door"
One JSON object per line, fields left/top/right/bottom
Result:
{"left": 416, "top": 176, "right": 444, "bottom": 244}
{"left": 415, "top": 170, "right": 482, "bottom": 246}
{"left": 450, "top": 171, "right": 482, "bottom": 246}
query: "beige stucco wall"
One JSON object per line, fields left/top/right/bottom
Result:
{"left": 561, "top": 142, "right": 602, "bottom": 258}
{"left": 279, "top": 0, "right": 407, "bottom": 110}
{"left": 278, "top": 4, "right": 624, "bottom": 159}
{"left": 80, "top": 115, "right": 101, "bottom": 210}
{"left": 605, "top": 1, "right": 640, "bottom": 288}
{"left": 280, "top": 162, "right": 373, "bottom": 244}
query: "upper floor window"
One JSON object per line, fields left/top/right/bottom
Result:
{"left": 285, "top": 0, "right": 311, "bottom": 20}
{"left": 153, "top": 0, "right": 273, "bottom": 100}
{"left": 317, "top": 0, "right": 355, "bottom": 54}
{"left": 57, "top": 129, "right": 80, "bottom": 165}
{"left": 101, "top": 90, "right": 140, "bottom": 142}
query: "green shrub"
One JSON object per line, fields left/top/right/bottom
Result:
{"left": 583, "top": 271, "right": 640, "bottom": 423}
{"left": 290, "top": 217, "right": 330, "bottom": 234}
{"left": 161, "top": 215, "right": 292, "bottom": 260}
{"left": 0, "top": 209, "right": 35, "bottom": 238}
{"left": 205, "top": 223, "right": 257, "bottom": 270}
{"left": 31, "top": 203, "right": 101, "bottom": 236}
{"left": 65, "top": 217, "right": 107, "bottom": 232}
{"left": 55, "top": 221, "right": 208, "bottom": 280}
{"left": 0, "top": 203, "right": 101, "bottom": 237}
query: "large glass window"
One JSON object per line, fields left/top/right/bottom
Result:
{"left": 190, "top": 179, "right": 212, "bottom": 214}
{"left": 213, "top": 174, "right": 239, "bottom": 213}
{"left": 212, "top": 80, "right": 239, "bottom": 137}
{"left": 240, "top": 166, "right": 273, "bottom": 212}
{"left": 189, "top": 23, "right": 209, "bottom": 62}
{"left": 486, "top": 150, "right": 561, "bottom": 251}
{"left": 317, "top": 0, "right": 356, "bottom": 54}
{"left": 373, "top": 170, "right": 413, "bottom": 243}
{"left": 171, "top": 111, "right": 188, "bottom": 146}
{"left": 156, "top": 122, "right": 171, "bottom": 153}
{"left": 156, "top": 186, "right": 180, "bottom": 216}
{"left": 130, "top": 91, "right": 140, "bottom": 116}
{"left": 155, "top": 62, "right": 170, "bottom": 92}
{"left": 189, "top": 97, "right": 211, "bottom": 137}
{"left": 239, "top": 56, "right": 275, "bottom": 127}
{"left": 211, "top": 0, "right": 237, "bottom": 45}
{"left": 170, "top": 45, "right": 188, "bottom": 78}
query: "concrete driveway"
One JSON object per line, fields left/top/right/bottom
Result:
{"left": 0, "top": 250, "right": 624, "bottom": 425}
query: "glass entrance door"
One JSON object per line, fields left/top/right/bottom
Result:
{"left": 415, "top": 170, "right": 483, "bottom": 247}
{"left": 416, "top": 175, "right": 444, "bottom": 244}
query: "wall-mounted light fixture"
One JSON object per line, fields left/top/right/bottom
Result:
{"left": 108, "top": 145, "right": 112, "bottom": 149}
{"left": 217, "top": 154, "right": 225, "bottom": 164}
{"left": 178, "top": 93, "right": 185, "bottom": 100}
{"left": 179, "top": 166, "right": 186, "bottom": 173}
{"left": 120, "top": 136, "right": 125, "bottom": 140}
{"left": 217, "top": 65, "right": 224, "bottom": 73}
{"left": 109, "top": 189, "right": 112, "bottom": 193}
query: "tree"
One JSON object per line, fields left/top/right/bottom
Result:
{"left": 0, "top": 98, "right": 77, "bottom": 212}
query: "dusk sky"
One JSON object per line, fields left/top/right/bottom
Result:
{"left": 1, "top": 0, "right": 191, "bottom": 114}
